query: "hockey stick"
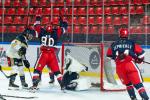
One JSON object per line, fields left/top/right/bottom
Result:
{"left": 0, "top": 65, "right": 17, "bottom": 78}
{"left": 23, "top": 55, "right": 33, "bottom": 80}
{"left": 1, "top": 94, "right": 37, "bottom": 99}
{"left": 143, "top": 61, "right": 150, "bottom": 64}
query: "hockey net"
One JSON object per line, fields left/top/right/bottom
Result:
{"left": 61, "top": 42, "right": 126, "bottom": 91}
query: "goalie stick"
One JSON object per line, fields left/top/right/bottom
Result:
{"left": 143, "top": 60, "right": 150, "bottom": 64}
{"left": 1, "top": 94, "right": 37, "bottom": 99}
{"left": 0, "top": 65, "right": 17, "bottom": 79}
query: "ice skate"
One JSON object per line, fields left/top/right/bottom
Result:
{"left": 0, "top": 94, "right": 6, "bottom": 100}
{"left": 29, "top": 85, "right": 39, "bottom": 93}
{"left": 49, "top": 79, "right": 55, "bottom": 84}
{"left": 21, "top": 82, "right": 28, "bottom": 89}
{"left": 8, "top": 82, "right": 19, "bottom": 90}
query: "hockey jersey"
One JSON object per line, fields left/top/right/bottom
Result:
{"left": 6, "top": 35, "right": 28, "bottom": 59}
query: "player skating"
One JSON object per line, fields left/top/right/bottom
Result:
{"left": 106, "top": 28, "right": 149, "bottom": 100}
{"left": 29, "top": 15, "right": 68, "bottom": 92}
{"left": 61, "top": 55, "right": 91, "bottom": 91}
{"left": 6, "top": 28, "right": 35, "bottom": 90}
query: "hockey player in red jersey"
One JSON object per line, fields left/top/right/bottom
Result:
{"left": 29, "top": 15, "right": 68, "bottom": 91}
{"left": 106, "top": 28, "right": 149, "bottom": 100}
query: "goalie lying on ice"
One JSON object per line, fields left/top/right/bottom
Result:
{"left": 61, "top": 55, "right": 91, "bottom": 91}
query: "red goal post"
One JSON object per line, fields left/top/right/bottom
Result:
{"left": 61, "top": 42, "right": 126, "bottom": 91}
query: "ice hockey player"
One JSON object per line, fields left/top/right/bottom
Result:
{"left": 106, "top": 28, "right": 149, "bottom": 100}
{"left": 61, "top": 55, "right": 91, "bottom": 91}
{"left": 29, "top": 15, "right": 68, "bottom": 91}
{"left": 6, "top": 27, "right": 35, "bottom": 89}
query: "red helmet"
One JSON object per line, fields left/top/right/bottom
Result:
{"left": 119, "top": 28, "right": 128, "bottom": 38}
{"left": 46, "top": 25, "right": 52, "bottom": 33}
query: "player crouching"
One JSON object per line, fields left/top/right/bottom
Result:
{"left": 61, "top": 55, "right": 91, "bottom": 91}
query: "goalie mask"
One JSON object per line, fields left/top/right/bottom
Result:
{"left": 119, "top": 28, "right": 128, "bottom": 38}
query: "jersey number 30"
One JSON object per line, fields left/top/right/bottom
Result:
{"left": 41, "top": 36, "right": 54, "bottom": 46}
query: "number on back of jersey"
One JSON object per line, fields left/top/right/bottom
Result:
{"left": 41, "top": 35, "right": 54, "bottom": 47}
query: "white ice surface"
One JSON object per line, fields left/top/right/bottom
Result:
{"left": 0, "top": 71, "right": 150, "bottom": 100}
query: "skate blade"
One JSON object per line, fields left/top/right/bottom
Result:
{"left": 8, "top": 87, "right": 19, "bottom": 90}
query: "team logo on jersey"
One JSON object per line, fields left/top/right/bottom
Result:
{"left": 89, "top": 51, "right": 100, "bottom": 69}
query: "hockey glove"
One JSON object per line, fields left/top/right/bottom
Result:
{"left": 18, "top": 47, "right": 26, "bottom": 56}
{"left": 135, "top": 57, "right": 144, "bottom": 64}
{"left": 118, "top": 53, "right": 126, "bottom": 60}
{"left": 23, "top": 60, "right": 30, "bottom": 68}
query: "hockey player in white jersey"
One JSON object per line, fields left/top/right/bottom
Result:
{"left": 6, "top": 27, "right": 35, "bottom": 89}
{"left": 61, "top": 55, "right": 91, "bottom": 91}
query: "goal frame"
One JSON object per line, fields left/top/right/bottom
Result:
{"left": 61, "top": 42, "right": 126, "bottom": 91}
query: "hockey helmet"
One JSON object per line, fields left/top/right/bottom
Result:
{"left": 119, "top": 28, "right": 128, "bottom": 38}
{"left": 23, "top": 27, "right": 35, "bottom": 40}
{"left": 46, "top": 25, "right": 53, "bottom": 33}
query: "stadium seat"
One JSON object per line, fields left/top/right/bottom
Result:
{"left": 112, "top": 7, "right": 119, "bottom": 15}
{"left": 70, "top": 17, "right": 78, "bottom": 25}
{"left": 4, "top": 0, "right": 11, "bottom": 7}
{"left": 142, "top": 0, "right": 150, "bottom": 4}
{"left": 30, "top": 0, "right": 38, "bottom": 7}
{"left": 0, "top": 0, "right": 2, "bottom": 6}
{"left": 42, "top": 17, "right": 50, "bottom": 25}
{"left": 136, "top": 6, "right": 144, "bottom": 14}
{"left": 113, "top": 16, "right": 121, "bottom": 25}
{"left": 121, "top": 16, "right": 128, "bottom": 25}
{"left": 67, "top": 25, "right": 72, "bottom": 33}
{"left": 17, "top": 8, "right": 26, "bottom": 15}
{"left": 0, "top": 16, "right": 1, "bottom": 24}
{"left": 109, "top": 0, "right": 116, "bottom": 5}
{"left": 8, "top": 26, "right": 17, "bottom": 33}
{"left": 98, "top": 26, "right": 107, "bottom": 34}
{"left": 130, "top": 26, "right": 136, "bottom": 33}
{"left": 22, "top": 16, "right": 29, "bottom": 24}
{"left": 74, "top": 25, "right": 80, "bottom": 34}
{"left": 105, "top": 16, "right": 112, "bottom": 25}
{"left": 0, "top": 26, "right": 7, "bottom": 33}
{"left": 132, "top": 0, "right": 141, "bottom": 5}
{"left": 53, "top": 8, "right": 59, "bottom": 15}
{"left": 4, "top": 16, "right": 13, "bottom": 24}
{"left": 96, "top": 16, "right": 102, "bottom": 25}
{"left": 89, "top": 25, "right": 98, "bottom": 34}
{"left": 78, "top": 17, "right": 86, "bottom": 25}
{"left": 69, "top": 8, "right": 77, "bottom": 15}
{"left": 116, "top": 0, "right": 124, "bottom": 5}
{"left": 35, "top": 8, "right": 42, "bottom": 15}
{"left": 88, "top": 17, "right": 95, "bottom": 25}
{"left": 29, "top": 8, "right": 34, "bottom": 15}
{"left": 74, "top": 0, "right": 81, "bottom": 6}
{"left": 7, "top": 8, "right": 16, "bottom": 15}
{"left": 81, "top": 26, "right": 88, "bottom": 34}
{"left": 81, "top": 0, "right": 88, "bottom": 6}
{"left": 53, "top": 17, "right": 59, "bottom": 24}
{"left": 0, "top": 8, "right": 6, "bottom": 15}
{"left": 143, "top": 26, "right": 150, "bottom": 33}
{"left": 141, "top": 15, "right": 150, "bottom": 25}
{"left": 90, "top": 0, "right": 98, "bottom": 5}
{"left": 130, "top": 6, "right": 135, "bottom": 14}
{"left": 13, "top": 16, "right": 22, "bottom": 24}
{"left": 104, "top": 7, "right": 111, "bottom": 15}
{"left": 88, "top": 7, "right": 95, "bottom": 15}
{"left": 119, "top": 6, "right": 128, "bottom": 15}
{"left": 135, "top": 26, "right": 143, "bottom": 33}
{"left": 95, "top": 7, "right": 102, "bottom": 15}
{"left": 13, "top": 0, "right": 21, "bottom": 7}
{"left": 107, "top": 26, "right": 114, "bottom": 34}
{"left": 18, "top": 26, "right": 25, "bottom": 33}
{"left": 78, "top": 7, "right": 86, "bottom": 15}
{"left": 43, "top": 8, "right": 51, "bottom": 15}
{"left": 39, "top": 0, "right": 47, "bottom": 6}
{"left": 66, "top": 0, "right": 72, "bottom": 6}
{"left": 21, "top": 0, "right": 28, "bottom": 6}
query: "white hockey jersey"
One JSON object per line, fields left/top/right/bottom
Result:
{"left": 6, "top": 36, "right": 28, "bottom": 59}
